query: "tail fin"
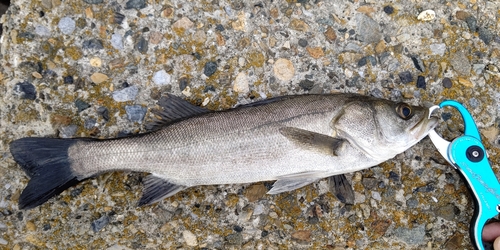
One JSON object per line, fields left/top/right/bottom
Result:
{"left": 10, "top": 137, "right": 81, "bottom": 209}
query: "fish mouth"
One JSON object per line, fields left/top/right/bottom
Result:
{"left": 409, "top": 108, "right": 439, "bottom": 140}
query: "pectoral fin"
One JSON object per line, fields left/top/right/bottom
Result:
{"left": 268, "top": 171, "right": 328, "bottom": 194}
{"left": 279, "top": 127, "right": 345, "bottom": 156}
{"left": 138, "top": 174, "right": 187, "bottom": 206}
{"left": 329, "top": 174, "right": 355, "bottom": 205}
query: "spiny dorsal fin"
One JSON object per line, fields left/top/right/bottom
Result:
{"left": 279, "top": 127, "right": 345, "bottom": 156}
{"left": 138, "top": 174, "right": 186, "bottom": 206}
{"left": 146, "top": 94, "right": 210, "bottom": 131}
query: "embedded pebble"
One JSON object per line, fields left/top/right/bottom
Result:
{"left": 90, "top": 73, "right": 109, "bottom": 83}
{"left": 152, "top": 70, "right": 171, "bottom": 85}
{"left": 479, "top": 27, "right": 493, "bottom": 45}
{"left": 417, "top": 10, "right": 436, "bottom": 21}
{"left": 97, "top": 106, "right": 110, "bottom": 121}
{"left": 430, "top": 43, "right": 446, "bottom": 56}
{"left": 75, "top": 99, "right": 91, "bottom": 112}
{"left": 416, "top": 76, "right": 426, "bottom": 89}
{"left": 111, "top": 34, "right": 123, "bottom": 50}
{"left": 84, "top": 118, "right": 97, "bottom": 130}
{"left": 0, "top": 237, "right": 7, "bottom": 245}
{"left": 298, "top": 39, "right": 308, "bottom": 47}
{"left": 172, "top": 17, "right": 194, "bottom": 31}
{"left": 125, "top": 105, "right": 147, "bottom": 123}
{"left": 13, "top": 81, "right": 36, "bottom": 100}
{"left": 465, "top": 16, "right": 477, "bottom": 32}
{"left": 393, "top": 224, "right": 426, "bottom": 245}
{"left": 398, "top": 71, "right": 413, "bottom": 84}
{"left": 356, "top": 14, "right": 381, "bottom": 43}
{"left": 83, "top": 0, "right": 103, "bottom": 4}
{"left": 383, "top": 5, "right": 394, "bottom": 14}
{"left": 450, "top": 51, "right": 471, "bottom": 76}
{"left": 125, "top": 0, "right": 146, "bottom": 9}
{"left": 203, "top": 61, "right": 218, "bottom": 77}
{"left": 233, "top": 72, "right": 249, "bottom": 93}
{"left": 112, "top": 85, "right": 139, "bottom": 102}
{"left": 182, "top": 230, "right": 198, "bottom": 246}
{"left": 83, "top": 39, "right": 104, "bottom": 50}
{"left": 299, "top": 79, "right": 314, "bottom": 91}
{"left": 273, "top": 58, "right": 295, "bottom": 81}
{"left": 90, "top": 57, "right": 102, "bottom": 67}
{"left": 442, "top": 78, "right": 453, "bottom": 88}
{"left": 59, "top": 125, "right": 78, "bottom": 138}
{"left": 91, "top": 215, "right": 110, "bottom": 232}
{"left": 35, "top": 25, "right": 50, "bottom": 37}
{"left": 58, "top": 17, "right": 76, "bottom": 35}
{"left": 135, "top": 37, "right": 148, "bottom": 54}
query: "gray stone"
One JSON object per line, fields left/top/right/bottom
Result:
{"left": 153, "top": 70, "right": 171, "bottom": 85}
{"left": 299, "top": 79, "right": 314, "bottom": 91}
{"left": 478, "top": 27, "right": 493, "bottom": 45}
{"left": 125, "top": 0, "right": 146, "bottom": 9}
{"left": 429, "top": 43, "right": 446, "bottom": 56}
{"left": 450, "top": 51, "right": 471, "bottom": 76}
{"left": 393, "top": 224, "right": 425, "bottom": 245}
{"left": 91, "top": 215, "right": 110, "bottom": 232}
{"left": 13, "top": 81, "right": 36, "bottom": 100}
{"left": 112, "top": 85, "right": 139, "bottom": 102}
{"left": 406, "top": 197, "right": 419, "bottom": 208}
{"left": 433, "top": 203, "right": 457, "bottom": 221}
{"left": 111, "top": 33, "right": 123, "bottom": 50}
{"left": 84, "top": 118, "right": 97, "bottom": 129}
{"left": 416, "top": 76, "right": 426, "bottom": 89}
{"left": 125, "top": 105, "right": 147, "bottom": 123}
{"left": 225, "top": 233, "right": 243, "bottom": 245}
{"left": 370, "top": 88, "right": 383, "bottom": 98}
{"left": 75, "top": 99, "right": 91, "bottom": 112}
{"left": 465, "top": 16, "right": 477, "bottom": 32}
{"left": 83, "top": 39, "right": 104, "bottom": 50}
{"left": 135, "top": 36, "right": 148, "bottom": 54}
{"left": 355, "top": 14, "right": 382, "bottom": 44}
{"left": 204, "top": 61, "right": 218, "bottom": 77}
{"left": 58, "top": 17, "right": 76, "bottom": 35}
{"left": 398, "top": 71, "right": 413, "bottom": 84}
{"left": 442, "top": 77, "right": 452, "bottom": 88}
{"left": 83, "top": 0, "right": 103, "bottom": 4}
{"left": 361, "top": 177, "right": 377, "bottom": 190}
{"left": 469, "top": 98, "right": 480, "bottom": 109}
{"left": 59, "top": 125, "right": 78, "bottom": 138}
{"left": 35, "top": 25, "right": 51, "bottom": 37}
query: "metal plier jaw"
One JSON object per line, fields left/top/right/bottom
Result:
{"left": 429, "top": 100, "right": 500, "bottom": 250}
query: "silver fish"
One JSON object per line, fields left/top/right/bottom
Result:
{"left": 10, "top": 94, "right": 438, "bottom": 209}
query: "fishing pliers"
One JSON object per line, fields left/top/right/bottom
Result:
{"left": 428, "top": 100, "right": 500, "bottom": 250}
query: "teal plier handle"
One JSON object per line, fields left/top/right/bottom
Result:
{"left": 429, "top": 100, "right": 500, "bottom": 250}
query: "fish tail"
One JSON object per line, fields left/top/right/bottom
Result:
{"left": 10, "top": 137, "right": 81, "bottom": 209}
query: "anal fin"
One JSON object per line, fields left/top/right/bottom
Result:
{"left": 138, "top": 174, "right": 186, "bottom": 206}
{"left": 279, "top": 127, "right": 345, "bottom": 156}
{"left": 267, "top": 171, "right": 327, "bottom": 194}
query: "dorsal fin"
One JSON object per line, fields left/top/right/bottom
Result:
{"left": 146, "top": 94, "right": 210, "bottom": 131}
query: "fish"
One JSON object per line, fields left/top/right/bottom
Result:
{"left": 9, "top": 93, "right": 438, "bottom": 209}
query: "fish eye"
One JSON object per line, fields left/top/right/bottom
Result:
{"left": 396, "top": 103, "right": 413, "bottom": 120}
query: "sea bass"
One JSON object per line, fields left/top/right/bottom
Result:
{"left": 10, "top": 94, "right": 438, "bottom": 209}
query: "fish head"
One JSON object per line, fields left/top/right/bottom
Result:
{"left": 332, "top": 98, "right": 439, "bottom": 161}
